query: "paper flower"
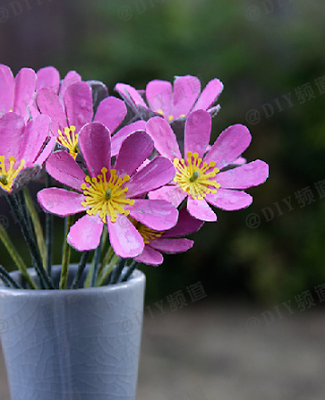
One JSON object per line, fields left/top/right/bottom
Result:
{"left": 0, "top": 112, "right": 52, "bottom": 195}
{"left": 115, "top": 75, "right": 223, "bottom": 122}
{"left": 0, "top": 64, "right": 37, "bottom": 121}
{"left": 147, "top": 110, "right": 269, "bottom": 221}
{"left": 134, "top": 208, "right": 204, "bottom": 265}
{"left": 37, "top": 123, "right": 178, "bottom": 258}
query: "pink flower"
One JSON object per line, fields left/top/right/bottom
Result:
{"left": 147, "top": 110, "right": 269, "bottom": 222}
{"left": 35, "top": 66, "right": 82, "bottom": 97}
{"left": 115, "top": 75, "right": 223, "bottom": 123}
{"left": 0, "top": 112, "right": 52, "bottom": 195}
{"left": 37, "top": 123, "right": 178, "bottom": 258}
{"left": 134, "top": 208, "right": 204, "bottom": 265}
{"left": 0, "top": 64, "right": 37, "bottom": 121}
{"left": 36, "top": 80, "right": 144, "bottom": 159}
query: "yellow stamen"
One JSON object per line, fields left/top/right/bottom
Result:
{"left": 57, "top": 125, "right": 79, "bottom": 159}
{"left": 173, "top": 152, "right": 220, "bottom": 200}
{"left": 157, "top": 109, "right": 164, "bottom": 115}
{"left": 0, "top": 156, "right": 25, "bottom": 192}
{"left": 179, "top": 114, "right": 186, "bottom": 118}
{"left": 130, "top": 218, "right": 164, "bottom": 244}
{"left": 168, "top": 115, "right": 174, "bottom": 122}
{"left": 81, "top": 168, "right": 135, "bottom": 223}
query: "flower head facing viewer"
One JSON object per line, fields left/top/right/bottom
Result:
{"left": 37, "top": 122, "right": 178, "bottom": 258}
{"left": 0, "top": 112, "right": 52, "bottom": 196}
{"left": 147, "top": 109, "right": 269, "bottom": 221}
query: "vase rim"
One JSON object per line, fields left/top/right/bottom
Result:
{"left": 0, "top": 264, "right": 145, "bottom": 295}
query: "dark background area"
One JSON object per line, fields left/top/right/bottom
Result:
{"left": 1, "top": 0, "right": 325, "bottom": 306}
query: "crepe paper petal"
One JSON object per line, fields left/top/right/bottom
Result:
{"left": 111, "top": 120, "right": 147, "bottom": 156}
{"left": 21, "top": 115, "right": 51, "bottom": 164}
{"left": 115, "top": 83, "right": 148, "bottom": 108}
{"left": 13, "top": 68, "right": 37, "bottom": 121}
{"left": 78, "top": 122, "right": 111, "bottom": 178}
{"left": 172, "top": 75, "right": 201, "bottom": 119}
{"left": 135, "top": 245, "right": 163, "bottom": 266}
{"left": 146, "top": 116, "right": 181, "bottom": 160}
{"left": 204, "top": 124, "right": 252, "bottom": 170}
{"left": 68, "top": 214, "right": 104, "bottom": 251}
{"left": 128, "top": 199, "right": 178, "bottom": 230}
{"left": 192, "top": 78, "right": 223, "bottom": 112}
{"left": 187, "top": 197, "right": 217, "bottom": 222}
{"left": 127, "top": 156, "right": 175, "bottom": 198}
{"left": 0, "top": 64, "right": 14, "bottom": 115}
{"left": 114, "top": 131, "right": 154, "bottom": 177}
{"left": 146, "top": 80, "right": 173, "bottom": 117}
{"left": 206, "top": 188, "right": 253, "bottom": 211}
{"left": 0, "top": 112, "right": 25, "bottom": 161}
{"left": 37, "top": 188, "right": 86, "bottom": 216}
{"left": 37, "top": 87, "right": 67, "bottom": 135}
{"left": 60, "top": 70, "right": 82, "bottom": 98}
{"left": 163, "top": 208, "right": 204, "bottom": 238}
{"left": 107, "top": 214, "right": 144, "bottom": 258}
{"left": 184, "top": 110, "right": 211, "bottom": 159}
{"left": 36, "top": 66, "right": 60, "bottom": 92}
{"left": 94, "top": 96, "right": 127, "bottom": 133}
{"left": 46, "top": 150, "right": 86, "bottom": 191}
{"left": 150, "top": 237, "right": 194, "bottom": 254}
{"left": 148, "top": 184, "right": 187, "bottom": 207}
{"left": 35, "top": 136, "right": 56, "bottom": 166}
{"left": 217, "top": 160, "right": 269, "bottom": 189}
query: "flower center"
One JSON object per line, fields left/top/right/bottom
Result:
{"left": 173, "top": 152, "right": 220, "bottom": 200}
{"left": 0, "top": 156, "right": 25, "bottom": 192}
{"left": 138, "top": 224, "right": 164, "bottom": 244}
{"left": 81, "top": 168, "right": 135, "bottom": 223}
{"left": 57, "top": 125, "right": 79, "bottom": 159}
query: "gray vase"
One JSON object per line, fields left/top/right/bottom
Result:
{"left": 0, "top": 265, "right": 145, "bottom": 400}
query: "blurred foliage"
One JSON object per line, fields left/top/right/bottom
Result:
{"left": 1, "top": 0, "right": 325, "bottom": 304}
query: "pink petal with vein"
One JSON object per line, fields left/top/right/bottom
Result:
{"left": 68, "top": 214, "right": 104, "bottom": 251}
{"left": 37, "top": 188, "right": 85, "bottom": 216}
{"left": 78, "top": 122, "right": 111, "bottom": 178}
{"left": 115, "top": 83, "right": 147, "bottom": 108}
{"left": 114, "top": 131, "right": 153, "bottom": 177}
{"left": 146, "top": 80, "right": 173, "bottom": 117}
{"left": 204, "top": 124, "right": 252, "bottom": 170}
{"left": 111, "top": 120, "right": 147, "bottom": 156}
{"left": 0, "top": 65, "right": 14, "bottom": 115}
{"left": 36, "top": 66, "right": 60, "bottom": 92}
{"left": 37, "top": 88, "right": 67, "bottom": 136}
{"left": 13, "top": 68, "right": 37, "bottom": 120}
{"left": 187, "top": 197, "right": 217, "bottom": 222}
{"left": 46, "top": 150, "right": 86, "bottom": 190}
{"left": 146, "top": 116, "right": 181, "bottom": 160}
{"left": 128, "top": 199, "right": 178, "bottom": 230}
{"left": 163, "top": 208, "right": 204, "bottom": 238}
{"left": 217, "top": 160, "right": 269, "bottom": 189}
{"left": 150, "top": 237, "right": 194, "bottom": 254}
{"left": 60, "top": 71, "right": 82, "bottom": 97}
{"left": 192, "top": 78, "right": 223, "bottom": 112}
{"left": 0, "top": 112, "right": 25, "bottom": 162}
{"left": 206, "top": 188, "right": 253, "bottom": 210}
{"left": 135, "top": 245, "right": 163, "bottom": 266}
{"left": 107, "top": 214, "right": 144, "bottom": 258}
{"left": 94, "top": 96, "right": 127, "bottom": 133}
{"left": 184, "top": 110, "right": 211, "bottom": 158}
{"left": 172, "top": 75, "right": 201, "bottom": 119}
{"left": 21, "top": 115, "right": 50, "bottom": 164}
{"left": 148, "top": 184, "right": 186, "bottom": 207}
{"left": 127, "top": 156, "right": 175, "bottom": 198}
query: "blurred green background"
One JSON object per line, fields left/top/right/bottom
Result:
{"left": 1, "top": 0, "right": 325, "bottom": 305}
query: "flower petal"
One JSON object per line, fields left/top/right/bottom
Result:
{"left": 46, "top": 150, "right": 86, "bottom": 190}
{"left": 20, "top": 115, "right": 51, "bottom": 164}
{"left": 0, "top": 112, "right": 25, "bottom": 161}
{"left": 172, "top": 75, "right": 201, "bottom": 119}
{"left": 146, "top": 80, "right": 173, "bottom": 117}
{"left": 36, "top": 66, "right": 60, "bottom": 92}
{"left": 127, "top": 156, "right": 175, "bottom": 198}
{"left": 204, "top": 124, "right": 252, "bottom": 170}
{"left": 111, "top": 120, "right": 147, "bottom": 156}
{"left": 128, "top": 199, "right": 178, "bottom": 230}
{"left": 192, "top": 78, "right": 223, "bottom": 112}
{"left": 115, "top": 83, "right": 148, "bottom": 108}
{"left": 114, "top": 131, "right": 153, "bottom": 177}
{"left": 68, "top": 214, "right": 104, "bottom": 251}
{"left": 148, "top": 184, "right": 187, "bottom": 207}
{"left": 187, "top": 197, "right": 217, "bottom": 222}
{"left": 206, "top": 188, "right": 253, "bottom": 211}
{"left": 60, "top": 71, "right": 82, "bottom": 98}
{"left": 0, "top": 64, "right": 14, "bottom": 115}
{"left": 37, "top": 188, "right": 86, "bottom": 216}
{"left": 37, "top": 87, "right": 67, "bottom": 135}
{"left": 35, "top": 136, "right": 56, "bottom": 166}
{"left": 163, "top": 208, "right": 204, "bottom": 238}
{"left": 94, "top": 96, "right": 127, "bottom": 133}
{"left": 150, "top": 237, "right": 194, "bottom": 254}
{"left": 13, "top": 68, "right": 37, "bottom": 120}
{"left": 145, "top": 116, "right": 181, "bottom": 160}
{"left": 217, "top": 160, "right": 269, "bottom": 189}
{"left": 64, "top": 81, "right": 93, "bottom": 132}
{"left": 107, "top": 214, "right": 144, "bottom": 258}
{"left": 78, "top": 122, "right": 111, "bottom": 178}
{"left": 184, "top": 110, "right": 211, "bottom": 158}
{"left": 135, "top": 245, "right": 163, "bottom": 266}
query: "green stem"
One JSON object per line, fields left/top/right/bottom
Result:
{"left": 110, "top": 257, "right": 127, "bottom": 285}
{"left": 97, "top": 253, "right": 119, "bottom": 286}
{"left": 45, "top": 174, "right": 53, "bottom": 277}
{"left": 120, "top": 260, "right": 139, "bottom": 282}
{"left": 70, "top": 251, "right": 90, "bottom": 289}
{"left": 0, "top": 223, "right": 38, "bottom": 289}
{"left": 23, "top": 187, "right": 47, "bottom": 268}
{"left": 6, "top": 194, "right": 54, "bottom": 289}
{"left": 95, "top": 245, "right": 113, "bottom": 285}
{"left": 90, "top": 229, "right": 105, "bottom": 287}
{"left": 0, "top": 265, "right": 22, "bottom": 289}
{"left": 59, "top": 215, "right": 74, "bottom": 290}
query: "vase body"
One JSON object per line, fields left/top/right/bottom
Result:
{"left": 0, "top": 265, "right": 145, "bottom": 400}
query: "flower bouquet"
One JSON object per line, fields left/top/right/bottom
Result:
{"left": 0, "top": 65, "right": 268, "bottom": 400}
